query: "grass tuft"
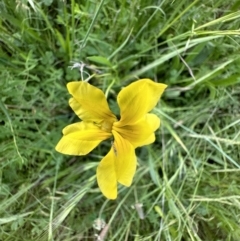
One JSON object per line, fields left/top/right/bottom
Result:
{"left": 1, "top": 0, "right": 240, "bottom": 240}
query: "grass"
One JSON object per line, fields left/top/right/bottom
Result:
{"left": 1, "top": 0, "right": 240, "bottom": 240}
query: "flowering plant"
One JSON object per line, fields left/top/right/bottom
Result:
{"left": 56, "top": 79, "right": 167, "bottom": 199}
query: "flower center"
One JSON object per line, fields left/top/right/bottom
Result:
{"left": 101, "top": 120, "right": 114, "bottom": 132}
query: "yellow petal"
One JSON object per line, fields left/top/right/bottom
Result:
{"left": 117, "top": 79, "right": 167, "bottom": 125}
{"left": 112, "top": 130, "right": 137, "bottom": 186}
{"left": 138, "top": 133, "right": 156, "bottom": 146}
{"left": 97, "top": 148, "right": 117, "bottom": 199}
{"left": 113, "top": 114, "right": 160, "bottom": 147}
{"left": 55, "top": 122, "right": 112, "bottom": 155}
{"left": 67, "top": 81, "right": 116, "bottom": 123}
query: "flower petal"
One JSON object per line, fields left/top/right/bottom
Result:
{"left": 97, "top": 148, "right": 117, "bottom": 199}
{"left": 67, "top": 81, "right": 116, "bottom": 123}
{"left": 138, "top": 133, "right": 156, "bottom": 146}
{"left": 55, "top": 122, "right": 112, "bottom": 155}
{"left": 117, "top": 79, "right": 167, "bottom": 125}
{"left": 97, "top": 131, "right": 137, "bottom": 199}
{"left": 112, "top": 130, "right": 137, "bottom": 186}
{"left": 113, "top": 114, "right": 160, "bottom": 147}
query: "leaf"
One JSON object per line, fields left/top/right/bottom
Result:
{"left": 210, "top": 75, "right": 240, "bottom": 87}
{"left": 87, "top": 56, "right": 112, "bottom": 67}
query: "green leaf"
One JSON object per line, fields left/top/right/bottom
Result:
{"left": 210, "top": 75, "right": 240, "bottom": 87}
{"left": 87, "top": 56, "right": 112, "bottom": 67}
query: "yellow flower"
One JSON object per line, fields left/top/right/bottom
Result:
{"left": 56, "top": 79, "right": 167, "bottom": 199}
